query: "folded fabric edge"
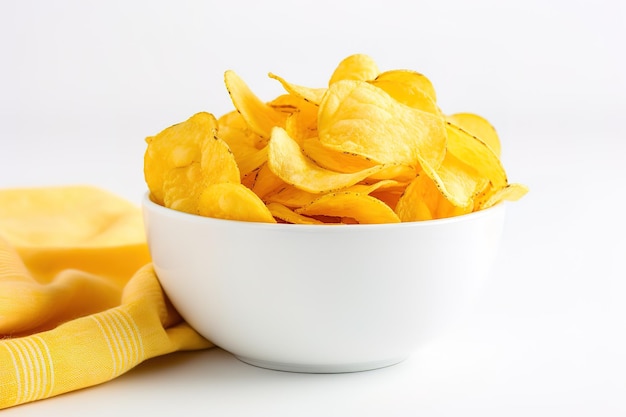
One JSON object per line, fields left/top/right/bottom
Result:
{"left": 0, "top": 265, "right": 212, "bottom": 410}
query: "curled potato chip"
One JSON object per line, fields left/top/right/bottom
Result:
{"left": 145, "top": 53, "right": 526, "bottom": 224}
{"left": 198, "top": 182, "right": 276, "bottom": 223}
{"left": 395, "top": 173, "right": 473, "bottom": 221}
{"left": 264, "top": 185, "right": 318, "bottom": 208}
{"left": 249, "top": 162, "right": 285, "bottom": 199}
{"left": 370, "top": 70, "right": 439, "bottom": 114}
{"left": 201, "top": 130, "right": 241, "bottom": 184}
{"left": 445, "top": 122, "right": 507, "bottom": 189}
{"left": 266, "top": 94, "right": 319, "bottom": 143}
{"left": 328, "top": 53, "right": 380, "bottom": 85}
{"left": 224, "top": 70, "right": 288, "bottom": 138}
{"left": 394, "top": 174, "right": 434, "bottom": 222}
{"left": 429, "top": 152, "right": 487, "bottom": 208}
{"left": 374, "top": 69, "right": 437, "bottom": 103}
{"left": 347, "top": 179, "right": 405, "bottom": 195}
{"left": 268, "top": 73, "right": 326, "bottom": 105}
{"left": 318, "top": 80, "right": 446, "bottom": 173}
{"left": 217, "top": 110, "right": 268, "bottom": 177}
{"left": 266, "top": 202, "right": 324, "bottom": 225}
{"left": 296, "top": 191, "right": 401, "bottom": 224}
{"left": 367, "top": 164, "right": 417, "bottom": 182}
{"left": 144, "top": 112, "right": 217, "bottom": 205}
{"left": 478, "top": 183, "right": 529, "bottom": 210}
{"left": 268, "top": 127, "right": 387, "bottom": 194}
{"left": 446, "top": 112, "right": 501, "bottom": 157}
{"left": 300, "top": 137, "right": 377, "bottom": 173}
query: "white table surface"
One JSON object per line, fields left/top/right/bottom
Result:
{"left": 2, "top": 1, "right": 625, "bottom": 415}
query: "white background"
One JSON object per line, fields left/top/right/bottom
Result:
{"left": 1, "top": 0, "right": 625, "bottom": 415}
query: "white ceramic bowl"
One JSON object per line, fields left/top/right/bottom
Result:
{"left": 142, "top": 193, "right": 506, "bottom": 373}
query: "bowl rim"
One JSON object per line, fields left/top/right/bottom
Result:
{"left": 142, "top": 191, "right": 505, "bottom": 230}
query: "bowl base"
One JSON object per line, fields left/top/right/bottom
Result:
{"left": 234, "top": 355, "right": 408, "bottom": 373}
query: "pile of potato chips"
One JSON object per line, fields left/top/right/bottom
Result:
{"left": 144, "top": 54, "right": 527, "bottom": 224}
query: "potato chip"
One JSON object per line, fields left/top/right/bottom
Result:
{"left": 217, "top": 110, "right": 268, "bottom": 177}
{"left": 241, "top": 165, "right": 260, "bottom": 190}
{"left": 446, "top": 112, "right": 501, "bottom": 157}
{"left": 144, "top": 112, "right": 217, "bottom": 205}
{"left": 328, "top": 53, "right": 379, "bottom": 85}
{"left": 249, "top": 162, "right": 285, "bottom": 199}
{"left": 367, "top": 164, "right": 417, "bottom": 182}
{"left": 369, "top": 189, "right": 403, "bottom": 211}
{"left": 374, "top": 69, "right": 437, "bottom": 103}
{"left": 445, "top": 122, "right": 507, "bottom": 190}
{"left": 268, "top": 127, "right": 387, "bottom": 194}
{"left": 370, "top": 70, "right": 439, "bottom": 114}
{"left": 224, "top": 70, "right": 289, "bottom": 138}
{"left": 264, "top": 185, "right": 319, "bottom": 208}
{"left": 266, "top": 202, "right": 324, "bottom": 225}
{"left": 395, "top": 172, "right": 473, "bottom": 221}
{"left": 429, "top": 152, "right": 487, "bottom": 208}
{"left": 198, "top": 183, "right": 276, "bottom": 223}
{"left": 268, "top": 73, "right": 326, "bottom": 105}
{"left": 162, "top": 162, "right": 206, "bottom": 214}
{"left": 347, "top": 179, "right": 405, "bottom": 195}
{"left": 300, "top": 137, "right": 377, "bottom": 173}
{"left": 273, "top": 96, "right": 319, "bottom": 141}
{"left": 217, "top": 110, "right": 267, "bottom": 149}
{"left": 200, "top": 130, "right": 241, "bottom": 184}
{"left": 478, "top": 183, "right": 529, "bottom": 210}
{"left": 394, "top": 174, "right": 434, "bottom": 222}
{"left": 296, "top": 192, "right": 401, "bottom": 224}
{"left": 145, "top": 53, "right": 526, "bottom": 224}
{"left": 318, "top": 80, "right": 446, "bottom": 175}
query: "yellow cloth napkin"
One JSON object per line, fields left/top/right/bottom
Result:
{"left": 0, "top": 186, "right": 212, "bottom": 409}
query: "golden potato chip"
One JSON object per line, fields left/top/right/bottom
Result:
{"left": 249, "top": 162, "right": 285, "bottom": 199}
{"left": 433, "top": 194, "right": 473, "bottom": 219}
{"left": 145, "top": 53, "right": 527, "bottom": 224}
{"left": 162, "top": 162, "right": 206, "bottom": 214}
{"left": 374, "top": 69, "right": 437, "bottom": 103}
{"left": 266, "top": 202, "right": 324, "bottom": 225}
{"left": 198, "top": 182, "right": 276, "bottom": 223}
{"left": 394, "top": 174, "right": 434, "bottom": 222}
{"left": 445, "top": 122, "right": 507, "bottom": 189}
{"left": 296, "top": 191, "right": 401, "bottom": 224}
{"left": 241, "top": 165, "right": 260, "bottom": 190}
{"left": 395, "top": 172, "right": 473, "bottom": 221}
{"left": 268, "top": 127, "right": 387, "bottom": 194}
{"left": 218, "top": 110, "right": 267, "bottom": 149}
{"left": 224, "top": 70, "right": 288, "bottom": 138}
{"left": 347, "top": 179, "right": 405, "bottom": 195}
{"left": 318, "top": 80, "right": 446, "bottom": 174}
{"left": 200, "top": 130, "right": 241, "bottom": 184}
{"left": 300, "top": 137, "right": 377, "bottom": 173}
{"left": 328, "top": 53, "right": 380, "bottom": 85}
{"left": 264, "top": 185, "right": 318, "bottom": 208}
{"left": 446, "top": 112, "right": 501, "bottom": 157}
{"left": 367, "top": 164, "right": 417, "bottom": 182}
{"left": 268, "top": 73, "right": 326, "bottom": 105}
{"left": 369, "top": 189, "right": 403, "bottom": 211}
{"left": 278, "top": 98, "right": 319, "bottom": 141}
{"left": 158, "top": 121, "right": 240, "bottom": 215}
{"left": 144, "top": 112, "right": 217, "bottom": 204}
{"left": 429, "top": 152, "right": 487, "bottom": 208}
{"left": 479, "top": 183, "right": 529, "bottom": 210}
{"left": 217, "top": 110, "right": 268, "bottom": 177}
{"left": 370, "top": 70, "right": 439, "bottom": 114}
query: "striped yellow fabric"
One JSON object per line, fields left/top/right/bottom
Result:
{"left": 0, "top": 186, "right": 212, "bottom": 409}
